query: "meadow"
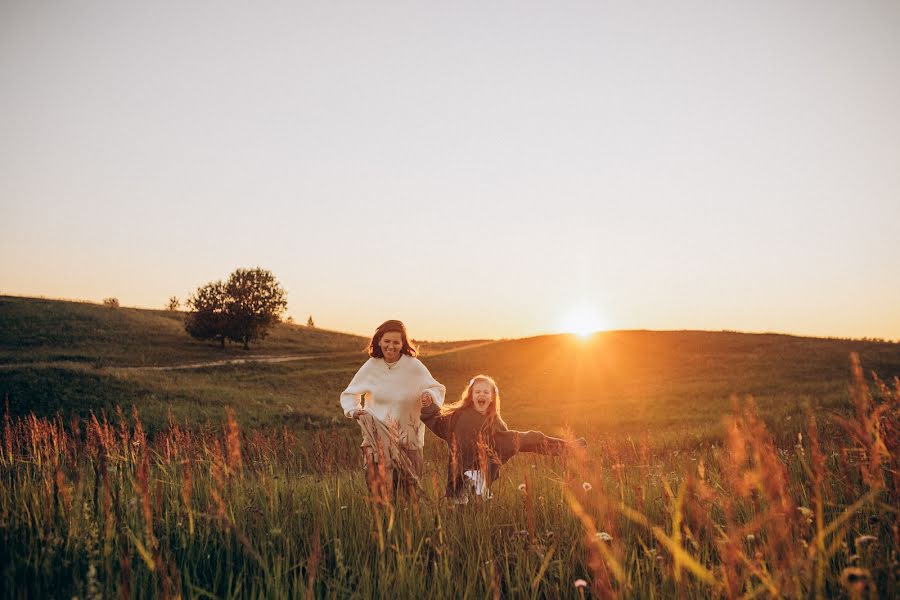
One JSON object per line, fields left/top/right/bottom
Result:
{"left": 1, "top": 296, "right": 898, "bottom": 597}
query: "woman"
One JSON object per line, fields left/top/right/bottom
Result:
{"left": 340, "top": 319, "right": 445, "bottom": 498}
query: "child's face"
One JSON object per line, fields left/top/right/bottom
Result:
{"left": 471, "top": 381, "right": 494, "bottom": 414}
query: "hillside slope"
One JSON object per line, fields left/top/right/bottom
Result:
{"left": 0, "top": 295, "right": 367, "bottom": 367}
{"left": 422, "top": 330, "right": 900, "bottom": 442}
{"left": 2, "top": 297, "right": 899, "bottom": 442}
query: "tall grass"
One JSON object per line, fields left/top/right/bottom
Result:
{"left": 1, "top": 356, "right": 897, "bottom": 598}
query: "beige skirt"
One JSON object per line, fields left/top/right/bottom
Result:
{"left": 356, "top": 412, "right": 424, "bottom": 484}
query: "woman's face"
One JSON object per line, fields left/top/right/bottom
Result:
{"left": 379, "top": 331, "right": 403, "bottom": 363}
{"left": 471, "top": 380, "right": 494, "bottom": 414}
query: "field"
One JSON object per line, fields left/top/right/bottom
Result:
{"left": 1, "top": 296, "right": 899, "bottom": 598}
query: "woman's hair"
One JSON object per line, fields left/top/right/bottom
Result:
{"left": 367, "top": 319, "right": 418, "bottom": 358}
{"left": 441, "top": 375, "right": 503, "bottom": 424}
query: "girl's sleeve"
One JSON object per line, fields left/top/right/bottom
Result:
{"left": 421, "top": 404, "right": 452, "bottom": 442}
{"left": 515, "top": 430, "right": 569, "bottom": 455}
{"left": 339, "top": 360, "right": 372, "bottom": 417}
{"left": 416, "top": 359, "right": 446, "bottom": 407}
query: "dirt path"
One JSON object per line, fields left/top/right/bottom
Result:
{"left": 1, "top": 341, "right": 498, "bottom": 373}
{"left": 117, "top": 340, "right": 497, "bottom": 372}
{"left": 111, "top": 352, "right": 354, "bottom": 373}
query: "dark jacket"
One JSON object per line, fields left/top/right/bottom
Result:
{"left": 422, "top": 404, "right": 560, "bottom": 496}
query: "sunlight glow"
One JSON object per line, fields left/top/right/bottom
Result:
{"left": 559, "top": 305, "right": 607, "bottom": 338}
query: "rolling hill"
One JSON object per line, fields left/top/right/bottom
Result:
{"left": 2, "top": 295, "right": 899, "bottom": 444}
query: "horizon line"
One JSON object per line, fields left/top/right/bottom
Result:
{"left": 2, "top": 292, "right": 897, "bottom": 345}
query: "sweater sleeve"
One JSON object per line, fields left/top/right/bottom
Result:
{"left": 339, "top": 360, "right": 373, "bottom": 417}
{"left": 421, "top": 404, "right": 453, "bottom": 442}
{"left": 415, "top": 359, "right": 446, "bottom": 407}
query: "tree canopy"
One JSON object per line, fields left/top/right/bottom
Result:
{"left": 184, "top": 268, "right": 287, "bottom": 349}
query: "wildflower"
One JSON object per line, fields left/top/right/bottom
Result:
{"left": 582, "top": 482, "right": 592, "bottom": 492}
{"left": 518, "top": 483, "right": 527, "bottom": 493}
{"left": 798, "top": 506, "right": 814, "bottom": 524}
{"left": 855, "top": 535, "right": 877, "bottom": 547}
{"left": 573, "top": 579, "right": 589, "bottom": 589}
{"left": 746, "top": 534, "right": 755, "bottom": 543}
{"left": 340, "top": 505, "right": 347, "bottom": 510}
{"left": 595, "top": 531, "right": 613, "bottom": 543}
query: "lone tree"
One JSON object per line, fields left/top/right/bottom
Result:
{"left": 307, "top": 315, "right": 315, "bottom": 328}
{"left": 184, "top": 281, "right": 229, "bottom": 348}
{"left": 166, "top": 296, "right": 181, "bottom": 311}
{"left": 184, "top": 268, "right": 287, "bottom": 350}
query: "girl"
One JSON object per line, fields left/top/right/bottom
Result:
{"left": 421, "top": 374, "right": 585, "bottom": 502}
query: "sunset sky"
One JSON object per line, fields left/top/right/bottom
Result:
{"left": 2, "top": 1, "right": 899, "bottom": 341}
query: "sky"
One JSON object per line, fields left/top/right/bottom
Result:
{"left": 2, "top": 1, "right": 899, "bottom": 341}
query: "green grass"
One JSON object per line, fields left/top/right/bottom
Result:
{"left": 1, "top": 381, "right": 896, "bottom": 598}
{"left": 3, "top": 297, "right": 900, "bottom": 445}
{"left": 0, "top": 295, "right": 368, "bottom": 367}
{"left": 1, "top": 296, "right": 899, "bottom": 597}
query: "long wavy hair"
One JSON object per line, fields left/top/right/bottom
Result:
{"left": 366, "top": 319, "right": 418, "bottom": 358}
{"left": 441, "top": 374, "right": 504, "bottom": 428}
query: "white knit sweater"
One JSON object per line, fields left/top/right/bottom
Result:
{"left": 340, "top": 354, "right": 446, "bottom": 449}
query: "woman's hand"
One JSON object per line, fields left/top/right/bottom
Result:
{"left": 420, "top": 392, "right": 433, "bottom": 407}
{"left": 349, "top": 408, "right": 367, "bottom": 420}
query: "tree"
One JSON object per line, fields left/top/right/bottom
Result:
{"left": 307, "top": 315, "right": 315, "bottom": 328}
{"left": 103, "top": 297, "right": 119, "bottom": 309}
{"left": 166, "top": 296, "right": 181, "bottom": 311}
{"left": 224, "top": 268, "right": 288, "bottom": 349}
{"left": 184, "top": 268, "right": 288, "bottom": 350}
{"left": 184, "top": 281, "right": 229, "bottom": 348}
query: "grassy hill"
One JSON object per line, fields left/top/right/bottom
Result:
{"left": 2, "top": 295, "right": 899, "bottom": 444}
{"left": 0, "top": 295, "right": 368, "bottom": 367}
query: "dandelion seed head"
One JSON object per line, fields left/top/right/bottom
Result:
{"left": 518, "top": 483, "right": 527, "bottom": 492}
{"left": 582, "top": 482, "right": 592, "bottom": 491}
{"left": 595, "top": 531, "right": 613, "bottom": 543}
{"left": 573, "top": 579, "right": 588, "bottom": 589}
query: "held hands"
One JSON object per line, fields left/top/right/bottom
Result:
{"left": 352, "top": 393, "right": 432, "bottom": 418}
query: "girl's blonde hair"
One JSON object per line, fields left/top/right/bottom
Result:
{"left": 441, "top": 375, "right": 503, "bottom": 424}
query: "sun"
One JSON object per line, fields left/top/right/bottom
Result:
{"left": 559, "top": 305, "right": 608, "bottom": 338}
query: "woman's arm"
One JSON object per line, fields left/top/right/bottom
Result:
{"left": 339, "top": 360, "right": 373, "bottom": 417}
{"left": 414, "top": 359, "right": 446, "bottom": 407}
